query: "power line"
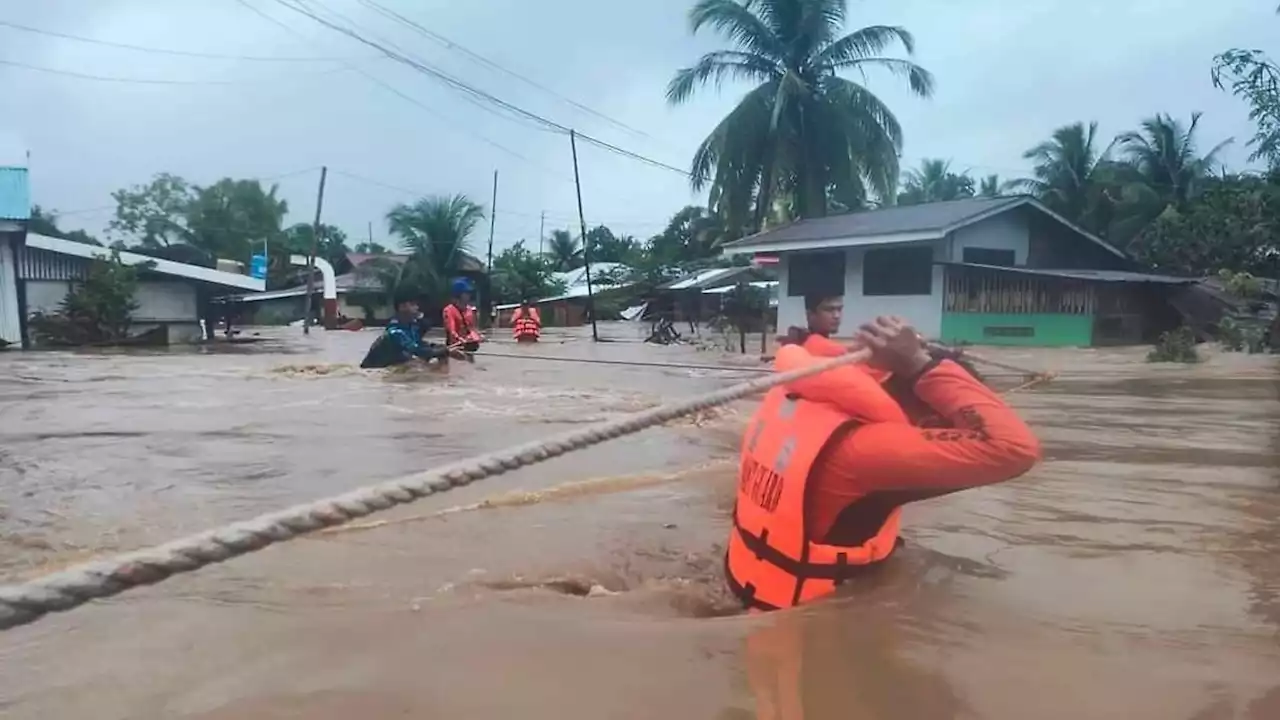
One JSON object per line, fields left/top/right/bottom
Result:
{"left": 354, "top": 0, "right": 656, "bottom": 141}
{"left": 0, "top": 18, "right": 361, "bottom": 62}
{"left": 267, "top": 0, "right": 696, "bottom": 179}
{"left": 327, "top": 168, "right": 671, "bottom": 229}
{"left": 231, "top": 0, "right": 565, "bottom": 173}
{"left": 0, "top": 57, "right": 348, "bottom": 85}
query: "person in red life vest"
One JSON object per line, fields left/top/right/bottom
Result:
{"left": 726, "top": 314, "right": 1041, "bottom": 611}
{"left": 443, "top": 278, "right": 483, "bottom": 352}
{"left": 511, "top": 298, "right": 542, "bottom": 343}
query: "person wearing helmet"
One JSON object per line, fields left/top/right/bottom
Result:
{"left": 443, "top": 277, "right": 483, "bottom": 352}
{"left": 360, "top": 291, "right": 462, "bottom": 369}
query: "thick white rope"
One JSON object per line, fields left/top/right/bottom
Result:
{"left": 0, "top": 348, "right": 870, "bottom": 632}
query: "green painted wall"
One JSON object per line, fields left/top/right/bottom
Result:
{"left": 940, "top": 312, "right": 1093, "bottom": 347}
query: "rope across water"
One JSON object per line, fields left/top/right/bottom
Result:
{"left": 0, "top": 348, "right": 874, "bottom": 632}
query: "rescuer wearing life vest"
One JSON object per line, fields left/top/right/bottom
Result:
{"left": 511, "top": 298, "right": 542, "bottom": 342}
{"left": 443, "top": 278, "right": 483, "bottom": 352}
{"left": 726, "top": 314, "right": 1041, "bottom": 611}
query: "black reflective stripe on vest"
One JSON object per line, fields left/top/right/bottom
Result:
{"left": 723, "top": 551, "right": 782, "bottom": 612}
{"left": 733, "top": 509, "right": 871, "bottom": 583}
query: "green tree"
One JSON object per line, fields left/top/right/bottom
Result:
{"left": 1110, "top": 113, "right": 1232, "bottom": 241}
{"left": 30, "top": 250, "right": 148, "bottom": 345}
{"left": 29, "top": 205, "right": 101, "bottom": 245}
{"left": 1011, "top": 121, "right": 1119, "bottom": 234}
{"left": 585, "top": 225, "right": 641, "bottom": 264}
{"left": 647, "top": 205, "right": 733, "bottom": 265}
{"left": 186, "top": 178, "right": 289, "bottom": 264}
{"left": 544, "top": 229, "right": 583, "bottom": 272}
{"left": 267, "top": 223, "right": 351, "bottom": 288}
{"left": 668, "top": 0, "right": 933, "bottom": 230}
{"left": 108, "top": 173, "right": 194, "bottom": 249}
{"left": 1128, "top": 174, "right": 1280, "bottom": 276}
{"left": 354, "top": 241, "right": 390, "bottom": 254}
{"left": 897, "top": 159, "right": 975, "bottom": 205}
{"left": 386, "top": 194, "right": 485, "bottom": 300}
{"left": 490, "top": 241, "right": 568, "bottom": 303}
{"left": 1213, "top": 5, "right": 1280, "bottom": 171}
{"left": 979, "top": 174, "right": 1004, "bottom": 197}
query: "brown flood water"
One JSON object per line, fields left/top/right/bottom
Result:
{"left": 1, "top": 324, "right": 1278, "bottom": 719}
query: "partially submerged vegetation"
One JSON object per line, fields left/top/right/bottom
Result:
{"left": 28, "top": 251, "right": 147, "bottom": 347}
{"left": 1147, "top": 327, "right": 1201, "bottom": 364}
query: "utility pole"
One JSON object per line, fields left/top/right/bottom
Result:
{"left": 367, "top": 220, "right": 373, "bottom": 248}
{"left": 303, "top": 166, "right": 327, "bottom": 336}
{"left": 569, "top": 130, "right": 598, "bottom": 342}
{"left": 538, "top": 210, "right": 545, "bottom": 258}
{"left": 485, "top": 169, "right": 498, "bottom": 329}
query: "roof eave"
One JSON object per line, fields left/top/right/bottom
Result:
{"left": 721, "top": 230, "right": 944, "bottom": 256}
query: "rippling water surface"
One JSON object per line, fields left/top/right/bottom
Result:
{"left": 1, "top": 325, "right": 1277, "bottom": 719}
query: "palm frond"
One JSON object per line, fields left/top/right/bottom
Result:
{"left": 688, "top": 0, "right": 784, "bottom": 61}
{"left": 667, "top": 50, "right": 782, "bottom": 105}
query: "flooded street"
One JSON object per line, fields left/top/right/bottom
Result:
{"left": 1, "top": 324, "right": 1278, "bottom": 719}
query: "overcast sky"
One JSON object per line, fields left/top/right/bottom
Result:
{"left": 0, "top": 0, "right": 1275, "bottom": 255}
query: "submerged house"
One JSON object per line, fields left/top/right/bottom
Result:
{"left": 229, "top": 251, "right": 491, "bottom": 327}
{"left": 17, "top": 233, "right": 265, "bottom": 346}
{"left": 495, "top": 262, "right": 638, "bottom": 326}
{"left": 721, "top": 196, "right": 1199, "bottom": 346}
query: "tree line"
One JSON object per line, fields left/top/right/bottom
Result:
{"left": 30, "top": 0, "right": 1280, "bottom": 313}
{"left": 668, "top": 0, "right": 1280, "bottom": 279}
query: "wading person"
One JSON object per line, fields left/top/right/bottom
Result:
{"left": 511, "top": 298, "right": 542, "bottom": 343}
{"left": 725, "top": 315, "right": 1041, "bottom": 611}
{"left": 443, "top": 278, "right": 483, "bottom": 352}
{"left": 360, "top": 293, "right": 458, "bottom": 369}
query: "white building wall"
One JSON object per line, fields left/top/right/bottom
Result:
{"left": 0, "top": 236, "right": 22, "bottom": 345}
{"left": 947, "top": 212, "right": 1030, "bottom": 265}
{"left": 132, "top": 281, "right": 198, "bottom": 322}
{"left": 777, "top": 241, "right": 946, "bottom": 339}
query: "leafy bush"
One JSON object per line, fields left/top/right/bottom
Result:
{"left": 30, "top": 251, "right": 145, "bottom": 346}
{"left": 1147, "top": 326, "right": 1201, "bottom": 363}
{"left": 1218, "top": 316, "right": 1268, "bottom": 353}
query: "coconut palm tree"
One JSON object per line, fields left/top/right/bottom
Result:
{"left": 544, "top": 230, "right": 583, "bottom": 272}
{"left": 1010, "top": 121, "right": 1119, "bottom": 233}
{"left": 1103, "top": 113, "right": 1233, "bottom": 243}
{"left": 1116, "top": 112, "right": 1232, "bottom": 209}
{"left": 897, "top": 159, "right": 975, "bottom": 205}
{"left": 979, "top": 174, "right": 1004, "bottom": 197}
{"left": 667, "top": 0, "right": 933, "bottom": 230}
{"left": 385, "top": 193, "right": 484, "bottom": 300}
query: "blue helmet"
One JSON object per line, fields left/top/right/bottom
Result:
{"left": 451, "top": 277, "right": 474, "bottom": 296}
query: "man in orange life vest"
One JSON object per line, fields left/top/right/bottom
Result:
{"left": 443, "top": 278, "right": 483, "bottom": 352}
{"left": 726, "top": 312, "right": 1041, "bottom": 611}
{"left": 511, "top": 298, "right": 542, "bottom": 343}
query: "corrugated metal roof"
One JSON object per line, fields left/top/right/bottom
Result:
{"left": 948, "top": 262, "right": 1200, "bottom": 285}
{"left": 723, "top": 196, "right": 1024, "bottom": 249}
{"left": 721, "top": 195, "right": 1127, "bottom": 260}
{"left": 25, "top": 233, "right": 265, "bottom": 291}
{"left": 660, "top": 266, "right": 756, "bottom": 291}
{"left": 0, "top": 167, "right": 31, "bottom": 221}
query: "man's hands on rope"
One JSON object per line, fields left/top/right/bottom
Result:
{"left": 780, "top": 315, "right": 934, "bottom": 377}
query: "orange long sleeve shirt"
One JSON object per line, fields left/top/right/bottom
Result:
{"left": 806, "top": 359, "right": 1041, "bottom": 544}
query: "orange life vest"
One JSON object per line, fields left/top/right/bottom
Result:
{"left": 443, "top": 303, "right": 482, "bottom": 345}
{"left": 726, "top": 349, "right": 904, "bottom": 611}
{"left": 512, "top": 306, "right": 541, "bottom": 341}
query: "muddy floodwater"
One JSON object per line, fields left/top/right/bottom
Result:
{"left": 1, "top": 323, "right": 1278, "bottom": 719}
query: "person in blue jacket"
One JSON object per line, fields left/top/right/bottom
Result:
{"left": 360, "top": 292, "right": 463, "bottom": 369}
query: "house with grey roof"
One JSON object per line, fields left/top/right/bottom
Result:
{"left": 720, "top": 195, "right": 1200, "bottom": 347}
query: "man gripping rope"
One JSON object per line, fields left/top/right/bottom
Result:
{"left": 725, "top": 315, "right": 1041, "bottom": 611}
{"left": 360, "top": 292, "right": 462, "bottom": 369}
